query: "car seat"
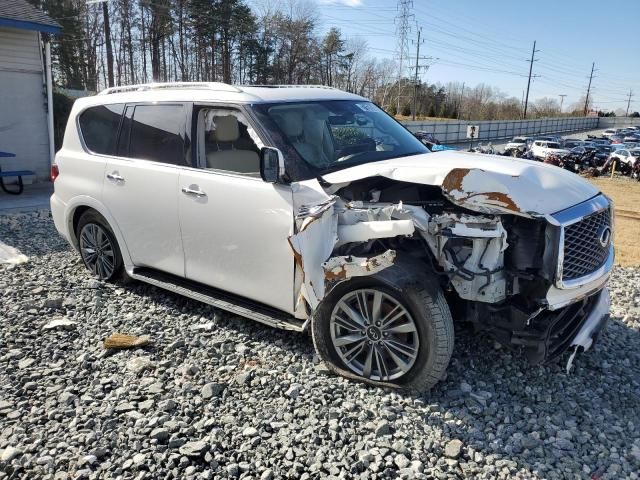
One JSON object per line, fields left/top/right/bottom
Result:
{"left": 206, "top": 115, "right": 259, "bottom": 173}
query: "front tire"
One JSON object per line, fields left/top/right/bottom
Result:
{"left": 76, "top": 210, "right": 124, "bottom": 282}
{"left": 312, "top": 261, "right": 454, "bottom": 391}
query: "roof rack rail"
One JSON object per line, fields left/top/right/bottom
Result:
{"left": 98, "top": 82, "right": 242, "bottom": 95}
{"left": 243, "top": 84, "right": 338, "bottom": 90}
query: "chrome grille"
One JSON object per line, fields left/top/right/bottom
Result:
{"left": 562, "top": 208, "right": 611, "bottom": 281}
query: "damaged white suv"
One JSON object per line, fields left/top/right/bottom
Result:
{"left": 51, "top": 83, "right": 613, "bottom": 389}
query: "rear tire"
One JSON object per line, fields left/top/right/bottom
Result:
{"left": 312, "top": 260, "right": 454, "bottom": 391}
{"left": 76, "top": 210, "right": 124, "bottom": 282}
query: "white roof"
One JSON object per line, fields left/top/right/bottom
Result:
{"left": 73, "top": 82, "right": 367, "bottom": 109}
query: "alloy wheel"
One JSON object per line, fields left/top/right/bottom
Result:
{"left": 329, "top": 288, "right": 420, "bottom": 381}
{"left": 79, "top": 223, "right": 116, "bottom": 279}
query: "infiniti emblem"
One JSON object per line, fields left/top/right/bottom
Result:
{"left": 598, "top": 226, "right": 612, "bottom": 248}
{"left": 366, "top": 326, "right": 381, "bottom": 341}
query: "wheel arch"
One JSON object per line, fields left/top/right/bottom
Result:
{"left": 64, "top": 196, "right": 132, "bottom": 267}
{"left": 312, "top": 254, "right": 454, "bottom": 390}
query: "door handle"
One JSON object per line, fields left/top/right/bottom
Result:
{"left": 181, "top": 186, "right": 207, "bottom": 197}
{"left": 106, "top": 172, "right": 124, "bottom": 182}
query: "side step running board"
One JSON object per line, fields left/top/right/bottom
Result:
{"left": 130, "top": 267, "right": 306, "bottom": 332}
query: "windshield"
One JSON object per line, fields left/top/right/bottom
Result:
{"left": 511, "top": 138, "right": 526, "bottom": 144}
{"left": 251, "top": 100, "right": 428, "bottom": 180}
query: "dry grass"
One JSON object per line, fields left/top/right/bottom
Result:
{"left": 588, "top": 176, "right": 640, "bottom": 266}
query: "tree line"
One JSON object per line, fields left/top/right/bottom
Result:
{"left": 32, "top": 0, "right": 629, "bottom": 121}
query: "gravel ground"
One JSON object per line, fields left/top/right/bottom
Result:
{"left": 1, "top": 210, "right": 639, "bottom": 480}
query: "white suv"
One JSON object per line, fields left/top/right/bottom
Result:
{"left": 530, "top": 140, "right": 569, "bottom": 160}
{"left": 51, "top": 82, "right": 614, "bottom": 389}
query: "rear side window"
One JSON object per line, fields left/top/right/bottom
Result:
{"left": 79, "top": 104, "right": 124, "bottom": 155}
{"left": 125, "top": 104, "right": 187, "bottom": 166}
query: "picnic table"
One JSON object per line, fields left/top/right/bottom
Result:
{"left": 0, "top": 152, "right": 36, "bottom": 195}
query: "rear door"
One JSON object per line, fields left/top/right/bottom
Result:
{"left": 102, "top": 103, "right": 189, "bottom": 276}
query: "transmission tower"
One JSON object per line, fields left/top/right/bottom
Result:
{"left": 394, "top": 0, "right": 413, "bottom": 114}
{"left": 558, "top": 94, "right": 567, "bottom": 113}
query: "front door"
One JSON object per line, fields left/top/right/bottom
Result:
{"left": 178, "top": 106, "right": 295, "bottom": 313}
{"left": 103, "top": 103, "right": 189, "bottom": 276}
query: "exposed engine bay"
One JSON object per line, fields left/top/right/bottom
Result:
{"left": 290, "top": 177, "right": 550, "bottom": 307}
{"left": 288, "top": 174, "right": 608, "bottom": 365}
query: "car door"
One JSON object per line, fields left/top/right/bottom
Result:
{"left": 102, "top": 103, "right": 189, "bottom": 276}
{"left": 178, "top": 105, "right": 295, "bottom": 314}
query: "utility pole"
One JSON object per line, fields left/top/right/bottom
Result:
{"left": 584, "top": 62, "right": 595, "bottom": 116}
{"left": 394, "top": 0, "right": 413, "bottom": 115}
{"left": 558, "top": 94, "right": 567, "bottom": 113}
{"left": 626, "top": 89, "right": 634, "bottom": 117}
{"left": 411, "top": 26, "right": 423, "bottom": 121}
{"left": 522, "top": 40, "right": 539, "bottom": 119}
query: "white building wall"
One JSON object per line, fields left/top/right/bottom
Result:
{"left": 0, "top": 27, "right": 50, "bottom": 182}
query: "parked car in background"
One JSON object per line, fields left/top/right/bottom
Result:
{"left": 534, "top": 135, "right": 562, "bottom": 143}
{"left": 609, "top": 135, "right": 624, "bottom": 144}
{"left": 49, "top": 82, "right": 615, "bottom": 389}
{"left": 413, "top": 131, "right": 457, "bottom": 152}
{"left": 570, "top": 146, "right": 597, "bottom": 156}
{"left": 594, "top": 145, "right": 613, "bottom": 164}
{"left": 531, "top": 140, "right": 569, "bottom": 160}
{"left": 505, "top": 136, "right": 532, "bottom": 150}
{"left": 562, "top": 139, "right": 584, "bottom": 149}
{"left": 602, "top": 129, "right": 618, "bottom": 137}
{"left": 610, "top": 148, "right": 638, "bottom": 167}
{"left": 590, "top": 138, "right": 611, "bottom": 146}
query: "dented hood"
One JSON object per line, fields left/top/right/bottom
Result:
{"left": 322, "top": 151, "right": 599, "bottom": 217}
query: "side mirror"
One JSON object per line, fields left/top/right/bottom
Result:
{"left": 260, "top": 147, "right": 285, "bottom": 183}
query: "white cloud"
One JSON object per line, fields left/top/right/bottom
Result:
{"left": 318, "top": 0, "right": 364, "bottom": 7}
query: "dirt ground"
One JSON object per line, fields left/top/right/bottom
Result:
{"left": 589, "top": 176, "right": 640, "bottom": 266}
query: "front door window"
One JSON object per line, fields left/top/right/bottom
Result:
{"left": 195, "top": 108, "right": 262, "bottom": 175}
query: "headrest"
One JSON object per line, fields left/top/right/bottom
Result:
{"left": 211, "top": 115, "right": 239, "bottom": 142}
{"left": 279, "top": 111, "right": 304, "bottom": 137}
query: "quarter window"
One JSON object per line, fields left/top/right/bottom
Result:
{"left": 126, "top": 104, "right": 187, "bottom": 165}
{"left": 79, "top": 104, "right": 124, "bottom": 155}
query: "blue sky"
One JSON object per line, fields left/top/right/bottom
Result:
{"left": 310, "top": 0, "right": 639, "bottom": 113}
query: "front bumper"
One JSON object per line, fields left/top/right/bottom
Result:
{"left": 513, "top": 287, "right": 610, "bottom": 364}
